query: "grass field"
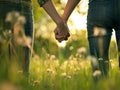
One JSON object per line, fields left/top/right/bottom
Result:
{"left": 0, "top": 29, "right": 119, "bottom": 90}
{"left": 0, "top": 53, "right": 120, "bottom": 90}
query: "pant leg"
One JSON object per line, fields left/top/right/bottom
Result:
{"left": 87, "top": 0, "right": 113, "bottom": 76}
{"left": 115, "top": 0, "right": 120, "bottom": 70}
{"left": 0, "top": 1, "right": 33, "bottom": 75}
{"left": 88, "top": 34, "right": 111, "bottom": 76}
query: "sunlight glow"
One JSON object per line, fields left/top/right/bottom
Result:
{"left": 69, "top": 13, "right": 87, "bottom": 30}
{"left": 61, "top": 0, "right": 68, "bottom": 3}
{"left": 57, "top": 41, "right": 66, "bottom": 48}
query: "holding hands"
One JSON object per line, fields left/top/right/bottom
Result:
{"left": 42, "top": 0, "right": 80, "bottom": 42}
{"left": 54, "top": 21, "right": 70, "bottom": 42}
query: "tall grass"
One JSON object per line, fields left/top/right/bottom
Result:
{"left": 0, "top": 30, "right": 119, "bottom": 90}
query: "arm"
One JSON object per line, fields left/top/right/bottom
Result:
{"left": 38, "top": 0, "right": 70, "bottom": 42}
{"left": 38, "top": 0, "right": 64, "bottom": 26}
{"left": 53, "top": 0, "right": 81, "bottom": 42}
{"left": 62, "top": 0, "right": 81, "bottom": 22}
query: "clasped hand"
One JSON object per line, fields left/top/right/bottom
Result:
{"left": 54, "top": 22, "right": 70, "bottom": 42}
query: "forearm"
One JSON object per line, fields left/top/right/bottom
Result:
{"left": 62, "top": 0, "right": 81, "bottom": 22}
{"left": 42, "top": 0, "right": 64, "bottom": 25}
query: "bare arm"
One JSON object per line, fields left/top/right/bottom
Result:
{"left": 38, "top": 0, "right": 70, "bottom": 42}
{"left": 54, "top": 0, "right": 81, "bottom": 42}
{"left": 42, "top": 0, "right": 64, "bottom": 25}
{"left": 62, "top": 0, "right": 81, "bottom": 22}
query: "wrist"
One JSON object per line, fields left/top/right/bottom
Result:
{"left": 56, "top": 19, "right": 65, "bottom": 27}
{"left": 61, "top": 15, "right": 68, "bottom": 23}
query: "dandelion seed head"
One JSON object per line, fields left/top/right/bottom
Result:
{"left": 66, "top": 75, "right": 71, "bottom": 79}
{"left": 92, "top": 70, "right": 102, "bottom": 77}
{"left": 60, "top": 61, "right": 68, "bottom": 71}
{"left": 5, "top": 11, "right": 20, "bottom": 23}
{"left": 46, "top": 68, "right": 56, "bottom": 75}
{"left": 88, "top": 56, "right": 99, "bottom": 67}
{"left": 50, "top": 55, "right": 56, "bottom": 60}
{"left": 69, "top": 46, "right": 74, "bottom": 51}
{"left": 47, "top": 68, "right": 53, "bottom": 73}
{"left": 77, "top": 47, "right": 87, "bottom": 57}
{"left": 17, "top": 15, "right": 26, "bottom": 25}
{"left": 61, "top": 72, "right": 67, "bottom": 77}
{"left": 33, "top": 80, "right": 40, "bottom": 86}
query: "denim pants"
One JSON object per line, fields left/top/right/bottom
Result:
{"left": 87, "top": 0, "right": 120, "bottom": 76}
{"left": 0, "top": 1, "right": 33, "bottom": 75}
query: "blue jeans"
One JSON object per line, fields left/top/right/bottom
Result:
{"left": 0, "top": 1, "right": 33, "bottom": 75}
{"left": 87, "top": 0, "right": 120, "bottom": 76}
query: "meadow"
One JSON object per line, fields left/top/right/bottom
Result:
{"left": 0, "top": 0, "right": 120, "bottom": 90}
{"left": 0, "top": 30, "right": 120, "bottom": 90}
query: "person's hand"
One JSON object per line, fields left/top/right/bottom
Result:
{"left": 54, "top": 22, "right": 70, "bottom": 42}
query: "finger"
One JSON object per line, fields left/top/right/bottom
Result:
{"left": 64, "top": 37, "right": 68, "bottom": 40}
{"left": 56, "top": 36, "right": 65, "bottom": 42}
{"left": 55, "top": 35, "right": 65, "bottom": 42}
{"left": 55, "top": 34, "right": 64, "bottom": 39}
{"left": 56, "top": 34, "right": 69, "bottom": 40}
{"left": 67, "top": 33, "right": 70, "bottom": 37}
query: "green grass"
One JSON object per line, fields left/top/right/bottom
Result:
{"left": 29, "top": 56, "right": 120, "bottom": 90}
{"left": 0, "top": 30, "right": 119, "bottom": 90}
{"left": 0, "top": 52, "right": 120, "bottom": 90}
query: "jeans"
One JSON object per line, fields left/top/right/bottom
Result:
{"left": 87, "top": 0, "right": 120, "bottom": 76}
{"left": 0, "top": 1, "right": 33, "bottom": 75}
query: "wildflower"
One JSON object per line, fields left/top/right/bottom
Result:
{"left": 77, "top": 47, "right": 87, "bottom": 58}
{"left": 87, "top": 56, "right": 99, "bottom": 69}
{"left": 61, "top": 72, "right": 67, "bottom": 77}
{"left": 75, "top": 67, "right": 81, "bottom": 72}
{"left": 50, "top": 55, "right": 56, "bottom": 60}
{"left": 53, "top": 60, "right": 59, "bottom": 68}
{"left": 61, "top": 73, "right": 71, "bottom": 79}
{"left": 60, "top": 61, "right": 68, "bottom": 71}
{"left": 69, "top": 46, "right": 74, "bottom": 51}
{"left": 16, "top": 15, "right": 26, "bottom": 25}
{"left": 92, "top": 70, "right": 102, "bottom": 77}
{"left": 46, "top": 68, "right": 56, "bottom": 75}
{"left": 66, "top": 75, "right": 72, "bottom": 79}
{"left": 46, "top": 53, "right": 50, "bottom": 59}
{"left": 69, "top": 55, "right": 74, "bottom": 60}
{"left": 5, "top": 11, "right": 20, "bottom": 23}
{"left": 33, "top": 80, "right": 40, "bottom": 86}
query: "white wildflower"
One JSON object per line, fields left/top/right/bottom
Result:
{"left": 92, "top": 70, "right": 102, "bottom": 77}
{"left": 50, "top": 55, "right": 56, "bottom": 60}
{"left": 5, "top": 11, "right": 20, "bottom": 23}
{"left": 61, "top": 72, "right": 67, "bottom": 77}
{"left": 17, "top": 15, "right": 26, "bottom": 25}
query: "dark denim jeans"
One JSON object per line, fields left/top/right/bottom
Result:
{"left": 0, "top": 1, "right": 33, "bottom": 75}
{"left": 87, "top": 0, "right": 120, "bottom": 76}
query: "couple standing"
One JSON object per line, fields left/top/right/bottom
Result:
{"left": 0, "top": 0, "right": 120, "bottom": 79}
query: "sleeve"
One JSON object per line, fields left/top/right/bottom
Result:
{"left": 38, "top": 0, "right": 49, "bottom": 7}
